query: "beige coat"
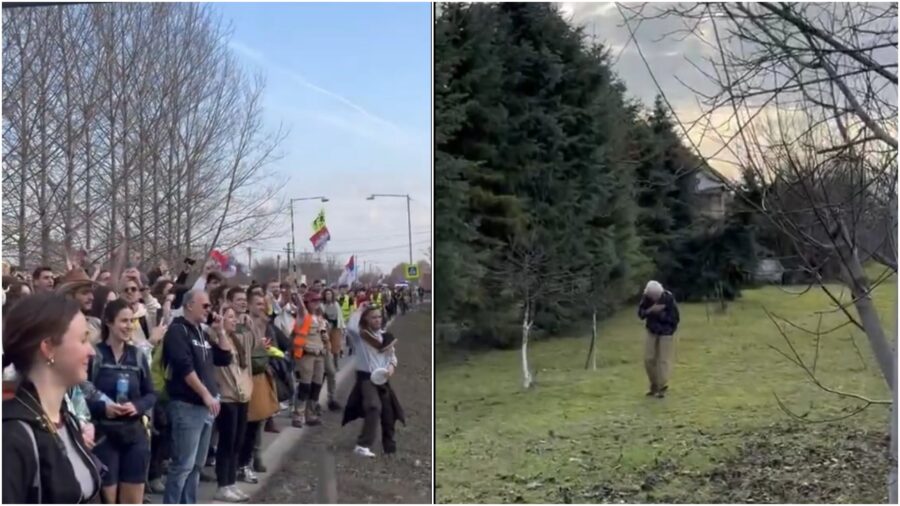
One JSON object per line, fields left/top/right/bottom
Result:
{"left": 214, "top": 328, "right": 256, "bottom": 404}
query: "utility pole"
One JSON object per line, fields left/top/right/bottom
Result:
{"left": 284, "top": 243, "right": 293, "bottom": 276}
{"left": 247, "top": 247, "right": 252, "bottom": 272}
{"left": 277, "top": 254, "right": 281, "bottom": 283}
{"left": 367, "top": 192, "right": 414, "bottom": 265}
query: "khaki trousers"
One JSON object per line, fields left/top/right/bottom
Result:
{"left": 644, "top": 332, "right": 675, "bottom": 390}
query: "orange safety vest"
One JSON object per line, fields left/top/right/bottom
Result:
{"left": 292, "top": 313, "right": 312, "bottom": 360}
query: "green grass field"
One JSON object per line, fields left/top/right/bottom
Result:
{"left": 436, "top": 277, "right": 895, "bottom": 503}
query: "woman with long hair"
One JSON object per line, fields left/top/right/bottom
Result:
{"left": 87, "top": 298, "right": 157, "bottom": 504}
{"left": 150, "top": 279, "right": 175, "bottom": 325}
{"left": 211, "top": 305, "right": 256, "bottom": 502}
{"left": 120, "top": 278, "right": 164, "bottom": 357}
{"left": 2, "top": 293, "right": 102, "bottom": 503}
{"left": 341, "top": 306, "right": 405, "bottom": 458}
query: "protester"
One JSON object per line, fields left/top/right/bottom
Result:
{"left": 290, "top": 292, "right": 328, "bottom": 428}
{"left": 55, "top": 268, "right": 99, "bottom": 342}
{"left": 121, "top": 277, "right": 163, "bottom": 358}
{"left": 240, "top": 291, "right": 280, "bottom": 479}
{"left": 32, "top": 266, "right": 55, "bottom": 293}
{"left": 96, "top": 270, "right": 113, "bottom": 287}
{"left": 637, "top": 280, "right": 681, "bottom": 398}
{"left": 2, "top": 276, "right": 31, "bottom": 312}
{"left": 90, "top": 285, "right": 119, "bottom": 344}
{"left": 87, "top": 299, "right": 157, "bottom": 504}
{"left": 161, "top": 290, "right": 232, "bottom": 504}
{"left": 2, "top": 294, "right": 102, "bottom": 503}
{"left": 151, "top": 279, "right": 175, "bottom": 322}
{"left": 321, "top": 288, "right": 344, "bottom": 411}
{"left": 354, "top": 287, "right": 368, "bottom": 308}
{"left": 343, "top": 306, "right": 404, "bottom": 458}
{"left": 211, "top": 304, "right": 255, "bottom": 502}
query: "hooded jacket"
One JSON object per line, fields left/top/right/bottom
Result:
{"left": 161, "top": 316, "right": 232, "bottom": 406}
{"left": 2, "top": 381, "right": 101, "bottom": 504}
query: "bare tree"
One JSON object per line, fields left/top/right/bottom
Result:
{"left": 2, "top": 3, "right": 288, "bottom": 273}
{"left": 490, "top": 230, "right": 567, "bottom": 389}
{"left": 619, "top": 2, "right": 897, "bottom": 500}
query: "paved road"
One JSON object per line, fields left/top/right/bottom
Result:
{"left": 254, "top": 306, "right": 432, "bottom": 504}
{"left": 147, "top": 300, "right": 431, "bottom": 503}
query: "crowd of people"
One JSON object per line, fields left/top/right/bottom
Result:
{"left": 1, "top": 254, "right": 420, "bottom": 504}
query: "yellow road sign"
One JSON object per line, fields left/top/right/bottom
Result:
{"left": 404, "top": 263, "right": 420, "bottom": 280}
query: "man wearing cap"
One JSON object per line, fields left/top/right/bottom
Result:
{"left": 290, "top": 291, "right": 329, "bottom": 427}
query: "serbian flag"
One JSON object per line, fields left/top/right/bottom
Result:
{"left": 337, "top": 255, "right": 357, "bottom": 286}
{"left": 310, "top": 226, "right": 331, "bottom": 252}
{"left": 210, "top": 249, "right": 239, "bottom": 278}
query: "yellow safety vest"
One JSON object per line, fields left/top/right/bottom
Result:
{"left": 339, "top": 296, "right": 354, "bottom": 321}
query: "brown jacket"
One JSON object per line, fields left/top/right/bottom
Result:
{"left": 214, "top": 327, "right": 256, "bottom": 403}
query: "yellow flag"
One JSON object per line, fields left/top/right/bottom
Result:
{"left": 312, "top": 209, "right": 326, "bottom": 233}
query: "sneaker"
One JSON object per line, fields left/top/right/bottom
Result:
{"left": 327, "top": 400, "right": 342, "bottom": 411}
{"left": 228, "top": 485, "right": 250, "bottom": 502}
{"left": 214, "top": 486, "right": 246, "bottom": 503}
{"left": 292, "top": 412, "right": 304, "bottom": 428}
{"left": 354, "top": 445, "right": 376, "bottom": 458}
{"left": 206, "top": 453, "right": 216, "bottom": 467}
{"left": 238, "top": 466, "right": 259, "bottom": 484}
{"left": 147, "top": 477, "right": 165, "bottom": 494}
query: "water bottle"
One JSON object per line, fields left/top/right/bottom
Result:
{"left": 115, "top": 373, "right": 129, "bottom": 404}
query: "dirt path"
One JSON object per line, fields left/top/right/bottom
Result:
{"left": 254, "top": 307, "right": 432, "bottom": 504}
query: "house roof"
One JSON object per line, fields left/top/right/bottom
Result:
{"left": 696, "top": 170, "right": 726, "bottom": 192}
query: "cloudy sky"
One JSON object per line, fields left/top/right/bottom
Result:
{"left": 558, "top": 2, "right": 751, "bottom": 175}
{"left": 558, "top": 3, "right": 897, "bottom": 178}
{"left": 218, "top": 3, "right": 431, "bottom": 273}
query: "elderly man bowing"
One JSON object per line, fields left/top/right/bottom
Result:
{"left": 637, "top": 280, "right": 680, "bottom": 398}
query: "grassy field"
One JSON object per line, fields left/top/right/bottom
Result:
{"left": 436, "top": 277, "right": 895, "bottom": 503}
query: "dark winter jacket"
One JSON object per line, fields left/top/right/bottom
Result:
{"left": 637, "top": 291, "right": 680, "bottom": 336}
{"left": 161, "top": 316, "right": 232, "bottom": 406}
{"left": 2, "top": 381, "right": 101, "bottom": 504}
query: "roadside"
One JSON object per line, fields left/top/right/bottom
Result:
{"left": 147, "top": 300, "right": 432, "bottom": 504}
{"left": 254, "top": 307, "right": 432, "bottom": 504}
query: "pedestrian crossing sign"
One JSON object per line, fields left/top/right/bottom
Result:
{"left": 404, "top": 264, "right": 420, "bottom": 280}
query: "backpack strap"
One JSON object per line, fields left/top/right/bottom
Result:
{"left": 16, "top": 420, "right": 41, "bottom": 503}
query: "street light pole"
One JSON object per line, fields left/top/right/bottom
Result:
{"left": 290, "top": 203, "right": 295, "bottom": 273}
{"left": 367, "top": 193, "right": 414, "bottom": 266}
{"left": 406, "top": 194, "right": 412, "bottom": 266}
{"left": 289, "top": 196, "right": 329, "bottom": 275}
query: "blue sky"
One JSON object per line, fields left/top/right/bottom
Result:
{"left": 218, "top": 3, "right": 432, "bottom": 273}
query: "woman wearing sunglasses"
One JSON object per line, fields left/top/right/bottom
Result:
{"left": 121, "top": 278, "right": 166, "bottom": 359}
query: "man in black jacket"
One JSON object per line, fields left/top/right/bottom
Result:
{"left": 637, "top": 280, "right": 680, "bottom": 399}
{"left": 161, "top": 289, "right": 232, "bottom": 504}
